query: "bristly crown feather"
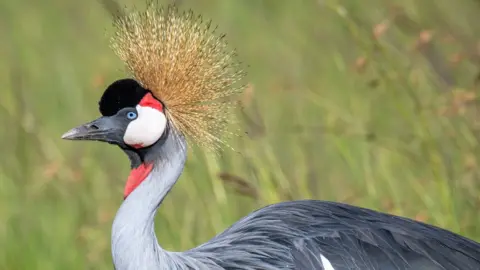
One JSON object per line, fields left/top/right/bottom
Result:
{"left": 109, "top": 3, "right": 246, "bottom": 151}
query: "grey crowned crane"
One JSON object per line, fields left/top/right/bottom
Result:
{"left": 62, "top": 3, "right": 480, "bottom": 270}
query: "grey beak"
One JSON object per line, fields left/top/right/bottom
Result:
{"left": 61, "top": 123, "right": 99, "bottom": 140}
{"left": 61, "top": 116, "right": 121, "bottom": 143}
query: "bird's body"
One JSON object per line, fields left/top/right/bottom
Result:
{"left": 62, "top": 3, "right": 480, "bottom": 270}
{"left": 107, "top": 127, "right": 480, "bottom": 270}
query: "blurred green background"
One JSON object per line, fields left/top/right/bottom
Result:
{"left": 1, "top": 0, "right": 480, "bottom": 269}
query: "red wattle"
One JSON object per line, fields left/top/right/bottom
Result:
{"left": 139, "top": 93, "right": 163, "bottom": 111}
{"left": 124, "top": 163, "right": 154, "bottom": 199}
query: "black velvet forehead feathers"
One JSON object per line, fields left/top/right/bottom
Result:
{"left": 99, "top": 79, "right": 148, "bottom": 116}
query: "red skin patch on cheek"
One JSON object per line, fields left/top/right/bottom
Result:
{"left": 138, "top": 93, "right": 163, "bottom": 111}
{"left": 131, "top": 143, "right": 144, "bottom": 149}
{"left": 124, "top": 163, "right": 154, "bottom": 199}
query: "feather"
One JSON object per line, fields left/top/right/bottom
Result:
{"left": 109, "top": 2, "right": 246, "bottom": 151}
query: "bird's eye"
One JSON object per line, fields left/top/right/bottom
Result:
{"left": 126, "top": 111, "right": 137, "bottom": 120}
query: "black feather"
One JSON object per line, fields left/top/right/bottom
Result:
{"left": 99, "top": 78, "right": 148, "bottom": 116}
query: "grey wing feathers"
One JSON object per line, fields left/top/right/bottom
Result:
{"left": 188, "top": 200, "right": 480, "bottom": 270}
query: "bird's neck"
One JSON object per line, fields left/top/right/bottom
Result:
{"left": 111, "top": 128, "right": 187, "bottom": 270}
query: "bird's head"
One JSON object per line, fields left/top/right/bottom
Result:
{"left": 62, "top": 4, "right": 245, "bottom": 168}
{"left": 61, "top": 4, "right": 245, "bottom": 199}
{"left": 62, "top": 79, "right": 168, "bottom": 151}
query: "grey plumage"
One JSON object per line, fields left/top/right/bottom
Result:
{"left": 191, "top": 200, "right": 480, "bottom": 269}
{"left": 107, "top": 126, "right": 480, "bottom": 270}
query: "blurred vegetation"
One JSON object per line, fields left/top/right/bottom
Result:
{"left": 1, "top": 0, "right": 480, "bottom": 269}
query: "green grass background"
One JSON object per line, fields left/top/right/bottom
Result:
{"left": 1, "top": 0, "right": 480, "bottom": 269}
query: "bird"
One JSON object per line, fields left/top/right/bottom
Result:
{"left": 61, "top": 3, "right": 480, "bottom": 270}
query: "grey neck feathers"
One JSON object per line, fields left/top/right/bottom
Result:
{"left": 111, "top": 127, "right": 188, "bottom": 270}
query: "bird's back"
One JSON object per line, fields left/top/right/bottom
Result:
{"left": 187, "top": 200, "right": 480, "bottom": 270}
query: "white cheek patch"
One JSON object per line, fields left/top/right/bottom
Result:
{"left": 123, "top": 105, "right": 167, "bottom": 148}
